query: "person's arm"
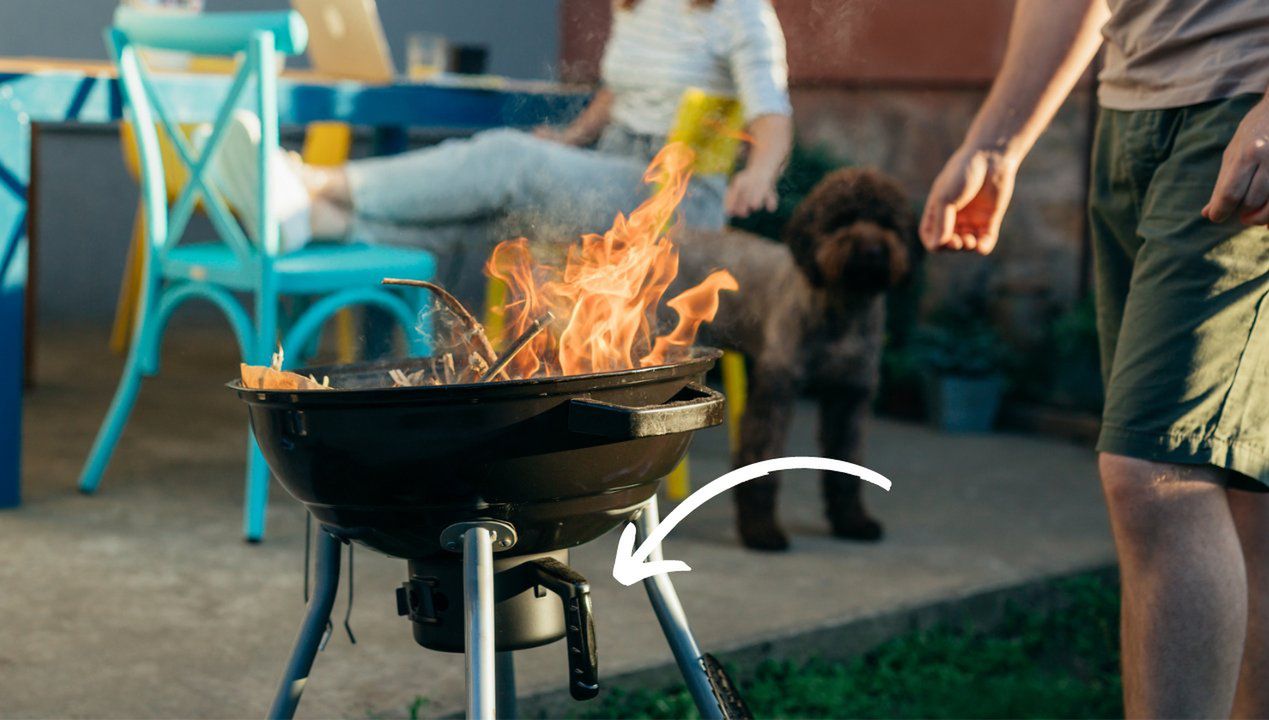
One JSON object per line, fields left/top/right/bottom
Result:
{"left": 535, "top": 88, "right": 614, "bottom": 147}
{"left": 920, "top": 0, "right": 1109, "bottom": 254}
{"left": 722, "top": 0, "right": 794, "bottom": 218}
{"left": 726, "top": 113, "right": 792, "bottom": 217}
{"left": 1202, "top": 88, "right": 1269, "bottom": 225}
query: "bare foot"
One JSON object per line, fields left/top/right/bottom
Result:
{"left": 310, "top": 196, "right": 352, "bottom": 240}
{"left": 288, "top": 153, "right": 353, "bottom": 207}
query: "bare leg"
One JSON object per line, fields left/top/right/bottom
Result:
{"left": 1100, "top": 453, "right": 1245, "bottom": 718}
{"left": 1229, "top": 486, "right": 1269, "bottom": 719}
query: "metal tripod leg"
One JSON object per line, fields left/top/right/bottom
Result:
{"left": 269, "top": 527, "right": 342, "bottom": 720}
{"left": 463, "top": 527, "right": 497, "bottom": 720}
{"left": 637, "top": 497, "right": 724, "bottom": 720}
{"left": 495, "top": 651, "right": 517, "bottom": 720}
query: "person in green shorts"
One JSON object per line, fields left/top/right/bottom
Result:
{"left": 920, "top": 0, "right": 1269, "bottom": 716}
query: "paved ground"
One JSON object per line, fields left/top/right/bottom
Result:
{"left": 1, "top": 325, "right": 1114, "bottom": 718}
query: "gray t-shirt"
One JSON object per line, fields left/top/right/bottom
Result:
{"left": 1099, "top": 0, "right": 1269, "bottom": 110}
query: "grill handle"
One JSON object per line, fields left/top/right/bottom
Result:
{"left": 568, "top": 383, "right": 725, "bottom": 439}
{"left": 527, "top": 558, "right": 599, "bottom": 701}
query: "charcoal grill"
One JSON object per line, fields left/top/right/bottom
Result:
{"left": 231, "top": 348, "right": 750, "bottom": 719}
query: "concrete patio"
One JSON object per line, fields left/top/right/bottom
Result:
{"left": 1, "top": 324, "right": 1114, "bottom": 718}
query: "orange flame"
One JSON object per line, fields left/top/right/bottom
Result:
{"left": 486, "top": 142, "right": 738, "bottom": 378}
{"left": 703, "top": 116, "right": 756, "bottom": 145}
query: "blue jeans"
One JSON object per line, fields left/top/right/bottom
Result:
{"left": 344, "top": 126, "right": 727, "bottom": 233}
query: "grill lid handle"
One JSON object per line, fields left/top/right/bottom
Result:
{"left": 568, "top": 382, "right": 725, "bottom": 439}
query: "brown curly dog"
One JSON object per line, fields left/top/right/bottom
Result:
{"left": 670, "top": 167, "right": 913, "bottom": 550}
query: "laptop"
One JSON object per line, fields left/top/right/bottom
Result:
{"left": 290, "top": 0, "right": 395, "bottom": 83}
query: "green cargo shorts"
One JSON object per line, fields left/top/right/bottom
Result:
{"left": 1090, "top": 94, "right": 1269, "bottom": 489}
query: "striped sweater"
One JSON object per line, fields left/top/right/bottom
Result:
{"left": 600, "top": 0, "right": 792, "bottom": 137}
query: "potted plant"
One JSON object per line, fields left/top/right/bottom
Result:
{"left": 913, "top": 310, "right": 1010, "bottom": 433}
{"left": 878, "top": 343, "right": 928, "bottom": 420}
{"left": 1051, "top": 295, "right": 1104, "bottom": 412}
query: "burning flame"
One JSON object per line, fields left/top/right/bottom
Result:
{"left": 486, "top": 142, "right": 738, "bottom": 378}
{"left": 703, "top": 116, "right": 756, "bottom": 145}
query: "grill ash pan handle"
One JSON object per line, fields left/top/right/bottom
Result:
{"left": 568, "top": 382, "right": 725, "bottom": 439}
{"left": 527, "top": 558, "right": 599, "bottom": 701}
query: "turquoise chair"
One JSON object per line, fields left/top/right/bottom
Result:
{"left": 79, "top": 7, "right": 435, "bottom": 542}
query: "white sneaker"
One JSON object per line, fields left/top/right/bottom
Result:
{"left": 201, "top": 109, "right": 312, "bottom": 253}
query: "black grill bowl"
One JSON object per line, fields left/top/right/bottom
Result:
{"left": 231, "top": 349, "right": 723, "bottom": 558}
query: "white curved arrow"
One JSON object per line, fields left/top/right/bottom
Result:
{"left": 612, "top": 456, "right": 893, "bottom": 586}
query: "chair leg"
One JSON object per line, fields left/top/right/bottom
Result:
{"left": 244, "top": 299, "right": 278, "bottom": 542}
{"left": 78, "top": 305, "right": 156, "bottom": 494}
{"left": 109, "top": 205, "right": 146, "bottom": 356}
{"left": 244, "top": 440, "right": 271, "bottom": 543}
{"left": 721, "top": 351, "right": 747, "bottom": 455}
{"left": 666, "top": 457, "right": 691, "bottom": 501}
{"left": 334, "top": 308, "right": 358, "bottom": 364}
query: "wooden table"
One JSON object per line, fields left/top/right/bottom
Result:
{"left": 0, "top": 57, "right": 587, "bottom": 508}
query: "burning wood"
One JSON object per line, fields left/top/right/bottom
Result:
{"left": 241, "top": 143, "right": 736, "bottom": 390}
{"left": 487, "top": 142, "right": 738, "bottom": 378}
{"left": 381, "top": 278, "right": 502, "bottom": 379}
{"left": 480, "top": 312, "right": 554, "bottom": 381}
{"left": 240, "top": 345, "right": 332, "bottom": 391}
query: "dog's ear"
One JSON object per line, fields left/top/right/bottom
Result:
{"left": 813, "top": 229, "right": 854, "bottom": 286}
{"left": 782, "top": 185, "right": 829, "bottom": 285}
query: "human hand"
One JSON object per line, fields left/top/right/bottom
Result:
{"left": 919, "top": 148, "right": 1019, "bottom": 254}
{"left": 1202, "top": 99, "right": 1269, "bottom": 225}
{"left": 725, "top": 166, "right": 779, "bottom": 218}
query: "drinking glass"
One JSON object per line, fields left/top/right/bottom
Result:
{"left": 406, "top": 33, "right": 448, "bottom": 80}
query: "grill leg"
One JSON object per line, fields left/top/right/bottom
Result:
{"left": 463, "top": 527, "right": 497, "bottom": 720}
{"left": 495, "top": 651, "right": 517, "bottom": 720}
{"left": 637, "top": 497, "right": 724, "bottom": 720}
{"left": 269, "top": 527, "right": 341, "bottom": 720}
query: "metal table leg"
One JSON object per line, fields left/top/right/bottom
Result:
{"left": 495, "top": 651, "right": 517, "bottom": 720}
{"left": 463, "top": 527, "right": 497, "bottom": 720}
{"left": 637, "top": 497, "right": 725, "bottom": 720}
{"left": 269, "top": 527, "right": 342, "bottom": 720}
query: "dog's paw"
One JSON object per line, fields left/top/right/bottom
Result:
{"left": 828, "top": 513, "right": 884, "bottom": 543}
{"left": 739, "top": 523, "right": 790, "bottom": 552}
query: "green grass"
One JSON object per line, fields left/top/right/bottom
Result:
{"left": 575, "top": 576, "right": 1122, "bottom": 719}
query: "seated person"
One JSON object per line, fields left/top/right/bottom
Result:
{"left": 211, "top": 0, "right": 793, "bottom": 252}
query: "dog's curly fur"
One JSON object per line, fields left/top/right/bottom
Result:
{"left": 670, "top": 167, "right": 913, "bottom": 551}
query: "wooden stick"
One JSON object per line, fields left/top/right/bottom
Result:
{"left": 381, "top": 277, "right": 503, "bottom": 378}
{"left": 441, "top": 353, "right": 457, "bottom": 385}
{"left": 481, "top": 312, "right": 553, "bottom": 382}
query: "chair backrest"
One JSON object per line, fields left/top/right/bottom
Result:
{"left": 109, "top": 6, "right": 308, "bottom": 271}
{"left": 119, "top": 120, "right": 203, "bottom": 203}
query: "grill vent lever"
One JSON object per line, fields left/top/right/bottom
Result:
{"left": 527, "top": 558, "right": 599, "bottom": 701}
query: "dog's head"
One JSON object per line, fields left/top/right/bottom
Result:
{"left": 783, "top": 168, "right": 913, "bottom": 295}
